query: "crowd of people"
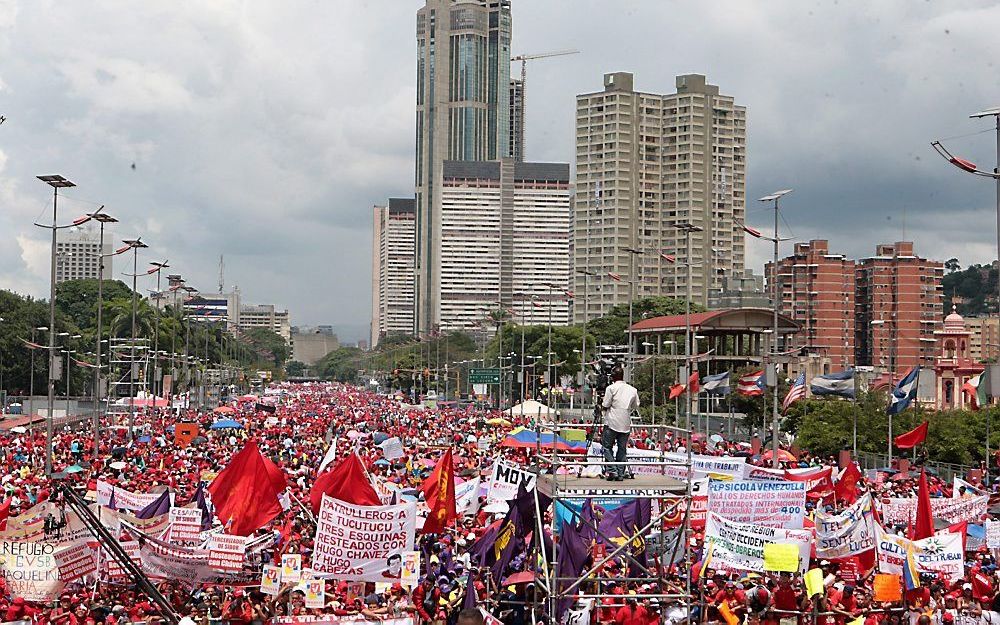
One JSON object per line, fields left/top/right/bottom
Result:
{"left": 0, "top": 381, "right": 996, "bottom": 625}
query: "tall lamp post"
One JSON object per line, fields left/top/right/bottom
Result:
{"left": 756, "top": 189, "right": 794, "bottom": 468}
{"left": 933, "top": 109, "right": 1000, "bottom": 482}
{"left": 27, "top": 325, "right": 48, "bottom": 432}
{"left": 122, "top": 237, "right": 149, "bottom": 441}
{"left": 147, "top": 260, "right": 170, "bottom": 401}
{"left": 673, "top": 223, "right": 702, "bottom": 440}
{"left": 88, "top": 211, "right": 121, "bottom": 455}
{"left": 35, "top": 174, "right": 88, "bottom": 476}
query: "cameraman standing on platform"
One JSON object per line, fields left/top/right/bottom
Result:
{"left": 601, "top": 366, "right": 639, "bottom": 481}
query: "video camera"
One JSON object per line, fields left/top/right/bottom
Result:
{"left": 590, "top": 356, "right": 621, "bottom": 404}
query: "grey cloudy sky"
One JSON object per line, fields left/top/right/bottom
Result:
{"left": 1, "top": 1, "right": 999, "bottom": 340}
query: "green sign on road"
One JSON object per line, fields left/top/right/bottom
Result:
{"left": 469, "top": 368, "right": 501, "bottom": 385}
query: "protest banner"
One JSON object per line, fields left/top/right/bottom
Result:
{"left": 708, "top": 481, "right": 806, "bottom": 528}
{"left": 814, "top": 493, "right": 876, "bottom": 560}
{"left": 873, "top": 573, "right": 902, "bottom": 602}
{"left": 876, "top": 525, "right": 964, "bottom": 582}
{"left": 486, "top": 459, "right": 536, "bottom": 502}
{"left": 763, "top": 543, "right": 800, "bottom": 572}
{"left": 96, "top": 481, "right": 165, "bottom": 512}
{"left": 664, "top": 479, "right": 708, "bottom": 529}
{"left": 705, "top": 512, "right": 812, "bottom": 573}
{"left": 0, "top": 541, "right": 62, "bottom": 602}
{"left": 456, "top": 477, "right": 481, "bottom": 516}
{"left": 168, "top": 507, "right": 203, "bottom": 545}
{"left": 139, "top": 539, "right": 215, "bottom": 583}
{"left": 303, "top": 576, "right": 326, "bottom": 609}
{"left": 400, "top": 551, "right": 420, "bottom": 587}
{"left": 987, "top": 520, "right": 1000, "bottom": 549}
{"left": 261, "top": 565, "right": 281, "bottom": 596}
{"left": 207, "top": 534, "right": 247, "bottom": 573}
{"left": 174, "top": 423, "right": 199, "bottom": 448}
{"left": 53, "top": 541, "right": 97, "bottom": 583}
{"left": 804, "top": 568, "right": 824, "bottom": 597}
{"left": 282, "top": 554, "right": 302, "bottom": 583}
{"left": 379, "top": 437, "right": 405, "bottom": 461}
{"left": 105, "top": 541, "right": 140, "bottom": 581}
{"left": 879, "top": 495, "right": 988, "bottom": 526}
{"left": 371, "top": 477, "right": 399, "bottom": 506}
{"left": 272, "top": 618, "right": 414, "bottom": 625}
{"left": 312, "top": 496, "right": 416, "bottom": 582}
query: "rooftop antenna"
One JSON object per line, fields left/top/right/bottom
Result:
{"left": 218, "top": 255, "right": 224, "bottom": 293}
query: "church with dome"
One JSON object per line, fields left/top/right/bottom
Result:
{"left": 933, "top": 306, "right": 986, "bottom": 410}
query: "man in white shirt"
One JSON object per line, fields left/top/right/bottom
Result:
{"left": 601, "top": 367, "right": 640, "bottom": 481}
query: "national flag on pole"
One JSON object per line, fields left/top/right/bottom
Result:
{"left": 743, "top": 224, "right": 763, "bottom": 238}
{"left": 688, "top": 372, "right": 700, "bottom": 394}
{"left": 887, "top": 366, "right": 920, "bottom": 415}
{"left": 910, "top": 468, "right": 934, "bottom": 541}
{"left": 963, "top": 373, "right": 989, "bottom": 410}
{"left": 701, "top": 371, "right": 730, "bottom": 396}
{"left": 668, "top": 384, "right": 685, "bottom": 400}
{"left": 782, "top": 373, "right": 806, "bottom": 413}
{"left": 810, "top": 369, "right": 856, "bottom": 399}
{"left": 953, "top": 476, "right": 984, "bottom": 497}
{"left": 737, "top": 371, "right": 766, "bottom": 397}
{"left": 309, "top": 453, "right": 381, "bottom": 514}
{"left": 421, "top": 448, "right": 457, "bottom": 535}
{"left": 208, "top": 440, "right": 288, "bottom": 536}
{"left": 894, "top": 421, "right": 928, "bottom": 449}
{"left": 607, "top": 272, "right": 623, "bottom": 282}
{"left": 660, "top": 253, "right": 676, "bottom": 263}
{"left": 902, "top": 542, "right": 921, "bottom": 590}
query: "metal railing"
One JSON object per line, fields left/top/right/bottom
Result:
{"left": 855, "top": 450, "right": 971, "bottom": 482}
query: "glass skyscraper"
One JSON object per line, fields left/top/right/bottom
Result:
{"left": 414, "top": 0, "right": 512, "bottom": 335}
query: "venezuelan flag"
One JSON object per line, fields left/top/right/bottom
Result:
{"left": 698, "top": 540, "right": 715, "bottom": 580}
{"left": 903, "top": 542, "right": 921, "bottom": 591}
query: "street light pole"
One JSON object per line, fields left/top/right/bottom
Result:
{"left": 623, "top": 248, "right": 642, "bottom": 382}
{"left": 36, "top": 174, "right": 78, "bottom": 476}
{"left": 89, "top": 211, "right": 119, "bottom": 456}
{"left": 757, "top": 189, "right": 793, "bottom": 469}
{"left": 148, "top": 261, "right": 170, "bottom": 402}
{"left": 576, "top": 269, "right": 595, "bottom": 403}
{"left": 122, "top": 238, "right": 149, "bottom": 441}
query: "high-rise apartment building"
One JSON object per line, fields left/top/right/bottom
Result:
{"left": 371, "top": 198, "right": 416, "bottom": 347}
{"left": 964, "top": 316, "right": 999, "bottom": 363}
{"left": 855, "top": 242, "right": 943, "bottom": 374}
{"left": 767, "top": 240, "right": 856, "bottom": 368}
{"left": 509, "top": 78, "right": 524, "bottom": 161}
{"left": 415, "top": 0, "right": 512, "bottom": 334}
{"left": 55, "top": 225, "right": 113, "bottom": 283}
{"left": 573, "top": 72, "right": 747, "bottom": 322}
{"left": 438, "top": 159, "right": 571, "bottom": 331}
{"left": 239, "top": 304, "right": 291, "bottom": 342}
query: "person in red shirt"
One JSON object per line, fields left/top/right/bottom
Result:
{"left": 614, "top": 597, "right": 648, "bottom": 625}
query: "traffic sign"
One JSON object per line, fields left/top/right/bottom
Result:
{"left": 469, "top": 368, "right": 501, "bottom": 384}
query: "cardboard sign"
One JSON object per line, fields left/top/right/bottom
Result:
{"left": 804, "top": 568, "right": 824, "bottom": 598}
{"left": 281, "top": 553, "right": 302, "bottom": 583}
{"left": 873, "top": 573, "right": 902, "bottom": 602}
{"left": 261, "top": 564, "right": 281, "bottom": 595}
{"left": 175, "top": 423, "right": 199, "bottom": 448}
{"left": 0, "top": 541, "right": 62, "bottom": 601}
{"left": 54, "top": 540, "right": 97, "bottom": 583}
{"left": 207, "top": 534, "right": 247, "bottom": 573}
{"left": 303, "top": 576, "right": 325, "bottom": 609}
{"left": 763, "top": 543, "right": 800, "bottom": 572}
{"left": 312, "top": 496, "right": 416, "bottom": 582}
{"left": 400, "top": 551, "right": 420, "bottom": 587}
{"left": 168, "top": 507, "right": 203, "bottom": 545}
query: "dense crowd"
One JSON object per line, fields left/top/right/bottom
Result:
{"left": 0, "top": 382, "right": 996, "bottom": 625}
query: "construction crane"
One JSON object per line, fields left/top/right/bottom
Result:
{"left": 510, "top": 49, "right": 579, "bottom": 160}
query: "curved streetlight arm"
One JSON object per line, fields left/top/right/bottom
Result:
{"left": 931, "top": 140, "right": 999, "bottom": 179}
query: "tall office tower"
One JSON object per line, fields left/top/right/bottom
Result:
{"left": 573, "top": 72, "right": 747, "bottom": 322}
{"left": 509, "top": 78, "right": 524, "bottom": 161}
{"left": 371, "top": 199, "right": 416, "bottom": 347}
{"left": 414, "top": 0, "right": 512, "bottom": 334}
{"left": 55, "top": 224, "right": 113, "bottom": 283}
{"left": 766, "top": 240, "right": 856, "bottom": 369}
{"left": 438, "top": 159, "right": 570, "bottom": 331}
{"left": 855, "top": 242, "right": 943, "bottom": 375}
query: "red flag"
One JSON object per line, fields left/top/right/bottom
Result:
{"left": 688, "top": 372, "right": 700, "bottom": 394}
{"left": 208, "top": 440, "right": 288, "bottom": 536}
{"left": 894, "top": 421, "right": 928, "bottom": 449}
{"left": 668, "top": 384, "right": 685, "bottom": 400}
{"left": 310, "top": 453, "right": 382, "bottom": 514}
{"left": 0, "top": 498, "right": 9, "bottom": 531}
{"left": 834, "top": 463, "right": 862, "bottom": 505}
{"left": 910, "top": 468, "right": 934, "bottom": 541}
{"left": 421, "top": 448, "right": 457, "bottom": 535}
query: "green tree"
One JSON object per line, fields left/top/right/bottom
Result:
{"left": 285, "top": 360, "right": 307, "bottom": 377}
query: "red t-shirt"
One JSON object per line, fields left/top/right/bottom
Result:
{"left": 615, "top": 604, "right": 649, "bottom": 625}
{"left": 773, "top": 585, "right": 800, "bottom": 612}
